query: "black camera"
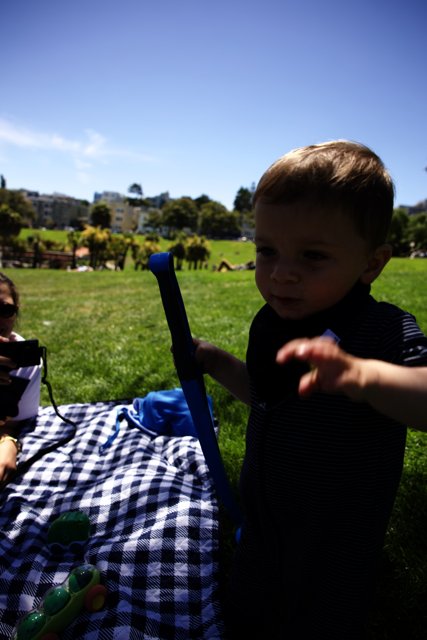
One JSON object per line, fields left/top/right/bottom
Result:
{"left": 0, "top": 377, "right": 30, "bottom": 419}
{"left": 0, "top": 340, "right": 42, "bottom": 368}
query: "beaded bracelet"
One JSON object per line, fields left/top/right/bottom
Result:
{"left": 0, "top": 435, "right": 22, "bottom": 453}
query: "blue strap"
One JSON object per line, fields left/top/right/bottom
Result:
{"left": 99, "top": 412, "right": 123, "bottom": 454}
{"left": 149, "top": 252, "right": 242, "bottom": 526}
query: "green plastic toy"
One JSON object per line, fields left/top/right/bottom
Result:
{"left": 13, "top": 564, "right": 107, "bottom": 640}
{"left": 47, "top": 511, "right": 90, "bottom": 554}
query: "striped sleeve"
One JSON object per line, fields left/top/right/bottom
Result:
{"left": 369, "top": 302, "right": 427, "bottom": 366}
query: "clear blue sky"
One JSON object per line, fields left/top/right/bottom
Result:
{"left": 1, "top": 0, "right": 426, "bottom": 210}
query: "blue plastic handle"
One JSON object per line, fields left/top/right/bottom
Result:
{"left": 149, "top": 252, "right": 242, "bottom": 525}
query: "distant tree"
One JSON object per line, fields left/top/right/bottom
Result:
{"left": 90, "top": 202, "right": 112, "bottom": 229}
{"left": 133, "top": 239, "right": 161, "bottom": 270}
{"left": 168, "top": 231, "right": 188, "bottom": 270}
{"left": 123, "top": 233, "right": 140, "bottom": 268}
{"left": 143, "top": 209, "right": 162, "bottom": 231}
{"left": 145, "top": 232, "right": 160, "bottom": 243}
{"left": 194, "top": 194, "right": 211, "bottom": 209}
{"left": 130, "top": 242, "right": 140, "bottom": 265}
{"left": 186, "top": 235, "right": 211, "bottom": 269}
{"left": 127, "top": 183, "right": 148, "bottom": 208}
{"left": 81, "top": 225, "right": 111, "bottom": 268}
{"left": 0, "top": 175, "right": 6, "bottom": 189}
{"left": 128, "top": 183, "right": 143, "bottom": 197}
{"left": 0, "top": 204, "right": 22, "bottom": 239}
{"left": 2, "top": 236, "right": 26, "bottom": 264}
{"left": 408, "top": 212, "right": 427, "bottom": 252}
{"left": 0, "top": 188, "right": 35, "bottom": 225}
{"left": 67, "top": 230, "right": 82, "bottom": 269}
{"left": 233, "top": 186, "right": 253, "bottom": 213}
{"left": 161, "top": 197, "right": 199, "bottom": 234}
{"left": 199, "top": 201, "right": 240, "bottom": 238}
{"left": 26, "top": 232, "right": 45, "bottom": 269}
{"left": 0, "top": 204, "right": 23, "bottom": 264}
{"left": 107, "top": 234, "right": 135, "bottom": 270}
{"left": 69, "top": 215, "right": 88, "bottom": 231}
{"left": 387, "top": 208, "right": 410, "bottom": 256}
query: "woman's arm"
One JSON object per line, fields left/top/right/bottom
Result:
{"left": 194, "top": 339, "right": 251, "bottom": 406}
{"left": 0, "top": 434, "right": 20, "bottom": 483}
{"left": 276, "top": 337, "right": 427, "bottom": 431}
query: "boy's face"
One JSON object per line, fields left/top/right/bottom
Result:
{"left": 254, "top": 200, "right": 379, "bottom": 320}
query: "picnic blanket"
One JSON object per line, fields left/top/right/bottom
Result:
{"left": 0, "top": 398, "right": 225, "bottom": 639}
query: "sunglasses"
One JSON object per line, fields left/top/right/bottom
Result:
{"left": 0, "top": 303, "right": 18, "bottom": 318}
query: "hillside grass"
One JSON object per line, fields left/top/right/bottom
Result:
{"left": 3, "top": 254, "right": 427, "bottom": 639}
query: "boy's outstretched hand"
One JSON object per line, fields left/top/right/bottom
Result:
{"left": 276, "top": 337, "right": 427, "bottom": 430}
{"left": 276, "top": 337, "right": 374, "bottom": 402}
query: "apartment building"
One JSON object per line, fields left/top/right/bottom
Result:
{"left": 20, "top": 190, "right": 89, "bottom": 228}
{"left": 93, "top": 191, "right": 138, "bottom": 233}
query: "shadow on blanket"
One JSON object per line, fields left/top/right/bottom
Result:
{"left": 0, "top": 390, "right": 225, "bottom": 639}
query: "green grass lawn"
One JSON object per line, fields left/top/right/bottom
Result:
{"left": 3, "top": 255, "right": 427, "bottom": 639}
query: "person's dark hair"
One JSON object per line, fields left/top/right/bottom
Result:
{"left": 253, "top": 140, "right": 395, "bottom": 248}
{"left": 0, "top": 272, "right": 20, "bottom": 312}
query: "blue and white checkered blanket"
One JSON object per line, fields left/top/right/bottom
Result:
{"left": 0, "top": 400, "right": 224, "bottom": 639}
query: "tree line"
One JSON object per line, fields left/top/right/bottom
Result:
{"left": 387, "top": 207, "right": 427, "bottom": 256}
{"left": 1, "top": 187, "right": 426, "bottom": 271}
{"left": 0, "top": 224, "right": 213, "bottom": 272}
{"left": 92, "top": 185, "right": 255, "bottom": 239}
{"left": 0, "top": 185, "right": 254, "bottom": 270}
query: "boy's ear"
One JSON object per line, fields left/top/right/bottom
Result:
{"left": 360, "top": 244, "right": 393, "bottom": 284}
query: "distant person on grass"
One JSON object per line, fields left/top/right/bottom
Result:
{"left": 0, "top": 273, "right": 41, "bottom": 484}
{"left": 195, "top": 141, "right": 427, "bottom": 639}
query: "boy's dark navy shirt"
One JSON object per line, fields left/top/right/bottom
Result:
{"left": 230, "top": 282, "right": 427, "bottom": 637}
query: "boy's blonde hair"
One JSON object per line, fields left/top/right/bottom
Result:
{"left": 253, "top": 140, "right": 395, "bottom": 248}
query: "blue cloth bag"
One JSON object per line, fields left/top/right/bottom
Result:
{"left": 99, "top": 388, "right": 213, "bottom": 454}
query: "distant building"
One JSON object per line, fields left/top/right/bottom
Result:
{"left": 20, "top": 190, "right": 89, "bottom": 228}
{"left": 93, "top": 191, "right": 124, "bottom": 204}
{"left": 94, "top": 190, "right": 170, "bottom": 234}
{"left": 407, "top": 199, "right": 427, "bottom": 215}
{"left": 145, "top": 192, "right": 170, "bottom": 209}
{"left": 92, "top": 191, "right": 138, "bottom": 233}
